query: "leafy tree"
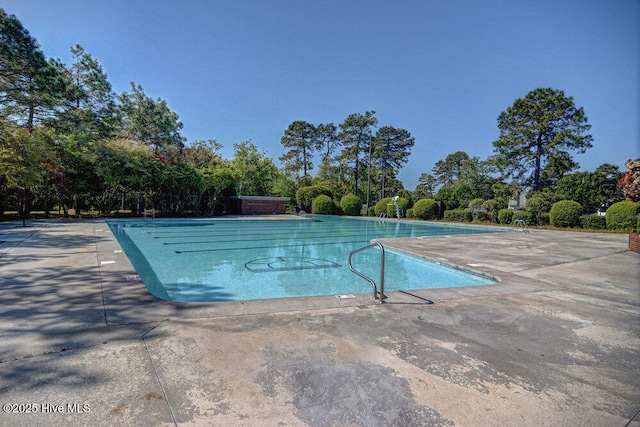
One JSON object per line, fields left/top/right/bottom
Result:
{"left": 414, "top": 173, "right": 437, "bottom": 200}
{"left": 182, "top": 139, "right": 223, "bottom": 168}
{"left": 617, "top": 158, "right": 640, "bottom": 202}
{"left": 555, "top": 164, "right": 622, "bottom": 213}
{"left": 92, "top": 138, "right": 155, "bottom": 210}
{"left": 0, "top": 8, "right": 64, "bottom": 129}
{"left": 118, "top": 82, "right": 185, "bottom": 155}
{"left": 337, "top": 111, "right": 377, "bottom": 201}
{"left": 296, "top": 185, "right": 332, "bottom": 212}
{"left": 316, "top": 123, "right": 339, "bottom": 164}
{"left": 279, "top": 120, "right": 317, "bottom": 185}
{"left": 232, "top": 140, "right": 277, "bottom": 196}
{"left": 199, "top": 164, "right": 238, "bottom": 214}
{"left": 537, "top": 151, "right": 579, "bottom": 189}
{"left": 491, "top": 181, "right": 520, "bottom": 201}
{"left": 271, "top": 168, "right": 298, "bottom": 202}
{"left": 458, "top": 157, "right": 495, "bottom": 201}
{"left": 435, "top": 180, "right": 475, "bottom": 209}
{"left": 432, "top": 151, "right": 469, "bottom": 187}
{"left": 0, "top": 119, "right": 55, "bottom": 225}
{"left": 434, "top": 184, "right": 459, "bottom": 209}
{"left": 490, "top": 88, "right": 593, "bottom": 191}
{"left": 46, "top": 45, "right": 119, "bottom": 215}
{"left": 51, "top": 44, "right": 118, "bottom": 140}
{"left": 373, "top": 126, "right": 414, "bottom": 200}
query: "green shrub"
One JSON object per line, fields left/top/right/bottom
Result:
{"left": 549, "top": 200, "right": 583, "bottom": 228}
{"left": 581, "top": 214, "right": 606, "bottom": 230}
{"left": 606, "top": 201, "right": 640, "bottom": 231}
{"left": 406, "top": 208, "right": 414, "bottom": 219}
{"left": 331, "top": 203, "right": 345, "bottom": 215}
{"left": 340, "top": 194, "right": 361, "bottom": 216}
{"left": 395, "top": 190, "right": 414, "bottom": 208}
{"left": 527, "top": 195, "right": 553, "bottom": 220}
{"left": 296, "top": 186, "right": 332, "bottom": 212}
{"left": 443, "top": 210, "right": 455, "bottom": 221}
{"left": 497, "top": 209, "right": 513, "bottom": 225}
{"left": 443, "top": 208, "right": 473, "bottom": 222}
{"left": 468, "top": 198, "right": 485, "bottom": 220}
{"left": 468, "top": 198, "right": 484, "bottom": 210}
{"left": 481, "top": 199, "right": 501, "bottom": 222}
{"left": 367, "top": 206, "right": 376, "bottom": 216}
{"left": 512, "top": 211, "right": 534, "bottom": 226}
{"left": 537, "top": 212, "right": 550, "bottom": 225}
{"left": 387, "top": 197, "right": 410, "bottom": 218}
{"left": 474, "top": 211, "right": 489, "bottom": 222}
{"left": 313, "top": 195, "right": 333, "bottom": 214}
{"left": 413, "top": 198, "right": 438, "bottom": 220}
{"left": 374, "top": 197, "right": 393, "bottom": 216}
{"left": 637, "top": 214, "right": 640, "bottom": 232}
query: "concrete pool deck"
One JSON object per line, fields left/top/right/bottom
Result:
{"left": 0, "top": 218, "right": 638, "bottom": 426}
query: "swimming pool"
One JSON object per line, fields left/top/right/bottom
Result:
{"left": 108, "top": 216, "right": 503, "bottom": 302}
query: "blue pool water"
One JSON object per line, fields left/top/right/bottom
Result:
{"left": 108, "top": 216, "right": 503, "bottom": 302}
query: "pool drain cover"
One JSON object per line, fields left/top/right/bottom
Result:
{"left": 245, "top": 257, "right": 341, "bottom": 273}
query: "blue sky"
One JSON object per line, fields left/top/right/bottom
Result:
{"left": 2, "top": 0, "right": 639, "bottom": 190}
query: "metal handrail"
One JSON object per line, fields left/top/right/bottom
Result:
{"left": 348, "top": 242, "right": 386, "bottom": 303}
{"left": 512, "top": 219, "right": 529, "bottom": 233}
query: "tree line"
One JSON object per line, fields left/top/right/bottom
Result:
{"left": 1, "top": 8, "right": 638, "bottom": 225}
{"left": 0, "top": 9, "right": 280, "bottom": 222}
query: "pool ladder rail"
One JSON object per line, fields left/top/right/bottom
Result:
{"left": 512, "top": 219, "right": 530, "bottom": 233}
{"left": 348, "top": 242, "right": 386, "bottom": 303}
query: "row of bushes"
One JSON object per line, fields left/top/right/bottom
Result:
{"left": 304, "top": 184, "right": 640, "bottom": 232}
{"left": 312, "top": 193, "right": 362, "bottom": 216}
{"left": 438, "top": 200, "right": 639, "bottom": 232}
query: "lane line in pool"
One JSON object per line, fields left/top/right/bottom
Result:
{"left": 174, "top": 239, "right": 372, "bottom": 254}
{"left": 160, "top": 232, "right": 420, "bottom": 246}
{"left": 156, "top": 228, "right": 480, "bottom": 247}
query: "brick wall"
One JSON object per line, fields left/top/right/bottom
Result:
{"left": 630, "top": 233, "right": 640, "bottom": 253}
{"left": 241, "top": 200, "right": 287, "bottom": 215}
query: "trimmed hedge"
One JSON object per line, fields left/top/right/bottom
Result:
{"left": 537, "top": 212, "right": 550, "bottom": 225}
{"left": 340, "top": 194, "right": 361, "bottom": 216}
{"left": 296, "top": 186, "right": 332, "bottom": 212}
{"left": 374, "top": 197, "right": 393, "bottom": 216}
{"left": 527, "top": 195, "right": 552, "bottom": 220}
{"left": 406, "top": 208, "right": 414, "bottom": 219}
{"left": 606, "top": 201, "right": 640, "bottom": 231}
{"left": 331, "top": 203, "right": 345, "bottom": 215}
{"left": 497, "top": 209, "right": 513, "bottom": 225}
{"left": 368, "top": 206, "right": 376, "bottom": 216}
{"left": 313, "top": 195, "right": 333, "bottom": 214}
{"left": 474, "top": 212, "right": 489, "bottom": 222}
{"left": 413, "top": 198, "right": 438, "bottom": 220}
{"left": 581, "top": 214, "right": 606, "bottom": 230}
{"left": 549, "top": 200, "right": 583, "bottom": 228}
{"left": 387, "top": 197, "right": 410, "bottom": 218}
{"left": 444, "top": 208, "right": 473, "bottom": 222}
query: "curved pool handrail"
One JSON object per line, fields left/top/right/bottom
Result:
{"left": 348, "top": 242, "right": 386, "bottom": 303}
